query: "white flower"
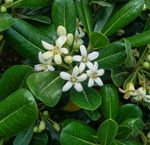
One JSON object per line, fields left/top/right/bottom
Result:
{"left": 57, "top": 26, "right": 67, "bottom": 36}
{"left": 86, "top": 62, "right": 104, "bottom": 87}
{"left": 41, "top": 37, "right": 68, "bottom": 65}
{"left": 73, "top": 45, "right": 99, "bottom": 72}
{"left": 133, "top": 87, "right": 150, "bottom": 103}
{"left": 60, "top": 66, "right": 87, "bottom": 92}
{"left": 34, "top": 52, "right": 55, "bottom": 72}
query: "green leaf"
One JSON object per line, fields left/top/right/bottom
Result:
{"left": 0, "top": 65, "right": 34, "bottom": 102}
{"left": 145, "top": 0, "right": 150, "bottom": 9}
{"left": 0, "top": 13, "right": 14, "bottom": 32}
{"left": 13, "top": 125, "right": 34, "bottom": 145}
{"left": 91, "top": 1, "right": 111, "bottom": 7}
{"left": 71, "top": 84, "right": 102, "bottom": 110}
{"left": 27, "top": 72, "right": 64, "bottom": 107}
{"left": 52, "top": 0, "right": 76, "bottom": 35}
{"left": 111, "top": 140, "right": 142, "bottom": 145}
{"left": 96, "top": 42, "right": 126, "bottom": 69}
{"left": 116, "top": 125, "right": 130, "bottom": 140}
{"left": 61, "top": 120, "right": 97, "bottom": 145}
{"left": 19, "top": 14, "right": 51, "bottom": 24}
{"left": 75, "top": 0, "right": 93, "bottom": 36}
{"left": 111, "top": 66, "right": 129, "bottom": 87}
{"left": 127, "top": 30, "right": 150, "bottom": 47}
{"left": 98, "top": 119, "right": 118, "bottom": 145}
{"left": 3, "top": 18, "right": 53, "bottom": 62}
{"left": 90, "top": 32, "right": 110, "bottom": 49}
{"left": 100, "top": 84, "right": 119, "bottom": 120}
{"left": 121, "top": 118, "right": 144, "bottom": 137}
{"left": 84, "top": 109, "right": 101, "bottom": 121}
{"left": 144, "top": 17, "right": 150, "bottom": 31}
{"left": 94, "top": 4, "right": 114, "bottom": 32}
{"left": 101, "top": 0, "right": 144, "bottom": 36}
{"left": 0, "top": 89, "right": 38, "bottom": 138}
{"left": 30, "top": 132, "right": 48, "bottom": 145}
{"left": 15, "top": 0, "right": 53, "bottom": 8}
{"left": 117, "top": 104, "right": 143, "bottom": 124}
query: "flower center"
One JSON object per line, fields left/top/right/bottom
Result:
{"left": 70, "top": 76, "right": 78, "bottom": 83}
{"left": 91, "top": 72, "right": 98, "bottom": 79}
{"left": 53, "top": 47, "right": 60, "bottom": 55}
{"left": 82, "top": 56, "right": 88, "bottom": 63}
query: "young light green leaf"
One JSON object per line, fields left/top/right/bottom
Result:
{"left": 27, "top": 72, "right": 64, "bottom": 107}
{"left": 71, "top": 84, "right": 102, "bottom": 110}
{"left": 75, "top": 0, "right": 93, "bottom": 36}
{"left": 0, "top": 89, "right": 38, "bottom": 139}
{"left": 52, "top": 0, "right": 76, "bottom": 35}
{"left": 98, "top": 119, "right": 118, "bottom": 145}
{"left": 100, "top": 84, "right": 119, "bottom": 120}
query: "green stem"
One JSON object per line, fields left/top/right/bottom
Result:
{"left": 6, "top": 0, "right": 22, "bottom": 8}
{"left": 0, "top": 40, "right": 6, "bottom": 54}
{"left": 60, "top": 63, "right": 70, "bottom": 70}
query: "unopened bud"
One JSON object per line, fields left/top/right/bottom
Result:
{"left": 0, "top": 35, "right": 3, "bottom": 41}
{"left": 1, "top": 6, "right": 7, "bottom": 13}
{"left": 143, "top": 4, "right": 147, "bottom": 11}
{"left": 143, "top": 62, "right": 149, "bottom": 69}
{"left": 57, "top": 26, "right": 66, "bottom": 36}
{"left": 43, "top": 110, "right": 49, "bottom": 117}
{"left": 147, "top": 55, "right": 150, "bottom": 61}
{"left": 74, "top": 41, "right": 82, "bottom": 51}
{"left": 66, "top": 33, "right": 73, "bottom": 46}
{"left": 33, "top": 126, "right": 38, "bottom": 133}
{"left": 5, "top": 0, "right": 13, "bottom": 5}
{"left": 38, "top": 120, "right": 46, "bottom": 132}
{"left": 53, "top": 122, "right": 61, "bottom": 132}
{"left": 148, "top": 44, "right": 150, "bottom": 49}
{"left": 64, "top": 56, "right": 73, "bottom": 64}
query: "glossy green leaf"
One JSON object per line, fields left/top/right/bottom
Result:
{"left": 98, "top": 119, "right": 118, "bottom": 145}
{"left": 4, "top": 18, "right": 53, "bottom": 62}
{"left": 96, "top": 42, "right": 126, "bottom": 69}
{"left": 117, "top": 104, "right": 143, "bottom": 124}
{"left": 144, "top": 17, "right": 150, "bottom": 31}
{"left": 102, "top": 0, "right": 144, "bottom": 36}
{"left": 75, "top": 0, "right": 93, "bottom": 36}
{"left": 84, "top": 109, "right": 101, "bottom": 121}
{"left": 111, "top": 140, "right": 142, "bottom": 145}
{"left": 94, "top": 4, "right": 114, "bottom": 32}
{"left": 145, "top": 0, "right": 150, "bottom": 9}
{"left": 121, "top": 118, "right": 144, "bottom": 137}
{"left": 13, "top": 125, "right": 34, "bottom": 145}
{"left": 0, "top": 89, "right": 38, "bottom": 138}
{"left": 52, "top": 0, "right": 76, "bottom": 35}
{"left": 61, "top": 120, "right": 97, "bottom": 145}
{"left": 27, "top": 72, "right": 64, "bottom": 107}
{"left": 0, "top": 13, "right": 14, "bottom": 32}
{"left": 0, "top": 65, "right": 34, "bottom": 102}
{"left": 91, "top": 1, "right": 111, "bottom": 7}
{"left": 127, "top": 30, "right": 150, "bottom": 47}
{"left": 90, "top": 32, "right": 110, "bottom": 49}
{"left": 71, "top": 84, "right": 102, "bottom": 110}
{"left": 100, "top": 84, "right": 119, "bottom": 120}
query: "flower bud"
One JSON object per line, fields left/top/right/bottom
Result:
{"left": 42, "top": 51, "right": 53, "bottom": 60}
{"left": 66, "top": 33, "right": 73, "bottom": 46}
{"left": 147, "top": 55, "right": 150, "bottom": 61}
{"left": 1, "top": 6, "right": 7, "bottom": 13}
{"left": 53, "top": 122, "right": 61, "bottom": 132}
{"left": 38, "top": 120, "right": 46, "bottom": 132}
{"left": 143, "top": 4, "right": 147, "bottom": 11}
{"left": 33, "top": 126, "right": 38, "bottom": 133}
{"left": 43, "top": 110, "right": 49, "bottom": 117}
{"left": 57, "top": 26, "right": 66, "bottom": 36}
{"left": 5, "top": 0, "right": 13, "bottom": 5}
{"left": 148, "top": 44, "right": 150, "bottom": 49}
{"left": 73, "top": 41, "right": 82, "bottom": 51}
{"left": 64, "top": 56, "right": 73, "bottom": 64}
{"left": 0, "top": 35, "right": 3, "bottom": 41}
{"left": 143, "top": 62, "right": 150, "bottom": 69}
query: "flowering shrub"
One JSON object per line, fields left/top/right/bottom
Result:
{"left": 0, "top": 0, "right": 150, "bottom": 144}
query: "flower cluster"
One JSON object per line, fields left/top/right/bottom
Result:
{"left": 119, "top": 82, "right": 150, "bottom": 103}
{"left": 34, "top": 25, "right": 105, "bottom": 92}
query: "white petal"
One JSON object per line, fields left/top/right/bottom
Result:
{"left": 56, "top": 36, "right": 67, "bottom": 48}
{"left": 73, "top": 55, "right": 82, "bottom": 62}
{"left": 88, "top": 78, "right": 94, "bottom": 87}
{"left": 86, "top": 61, "right": 94, "bottom": 70}
{"left": 95, "top": 77, "right": 103, "bottom": 87}
{"left": 79, "top": 62, "right": 85, "bottom": 73}
{"left": 42, "top": 41, "right": 54, "bottom": 50}
{"left": 61, "top": 48, "right": 68, "bottom": 54}
{"left": 93, "top": 62, "right": 98, "bottom": 71}
{"left": 88, "top": 51, "right": 99, "bottom": 61}
{"left": 54, "top": 54, "right": 62, "bottom": 65}
{"left": 38, "top": 52, "right": 45, "bottom": 63}
{"left": 72, "top": 66, "right": 79, "bottom": 76}
{"left": 42, "top": 51, "right": 53, "bottom": 60}
{"left": 74, "top": 83, "right": 83, "bottom": 92}
{"left": 34, "top": 64, "right": 44, "bottom": 72}
{"left": 80, "top": 45, "right": 87, "bottom": 56}
{"left": 60, "top": 72, "right": 71, "bottom": 80}
{"left": 86, "top": 70, "right": 92, "bottom": 77}
{"left": 77, "top": 74, "right": 87, "bottom": 82}
{"left": 47, "top": 65, "right": 55, "bottom": 71}
{"left": 62, "top": 81, "right": 73, "bottom": 92}
{"left": 57, "top": 26, "right": 67, "bottom": 36}
{"left": 97, "top": 69, "right": 105, "bottom": 76}
{"left": 146, "top": 95, "right": 150, "bottom": 99}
